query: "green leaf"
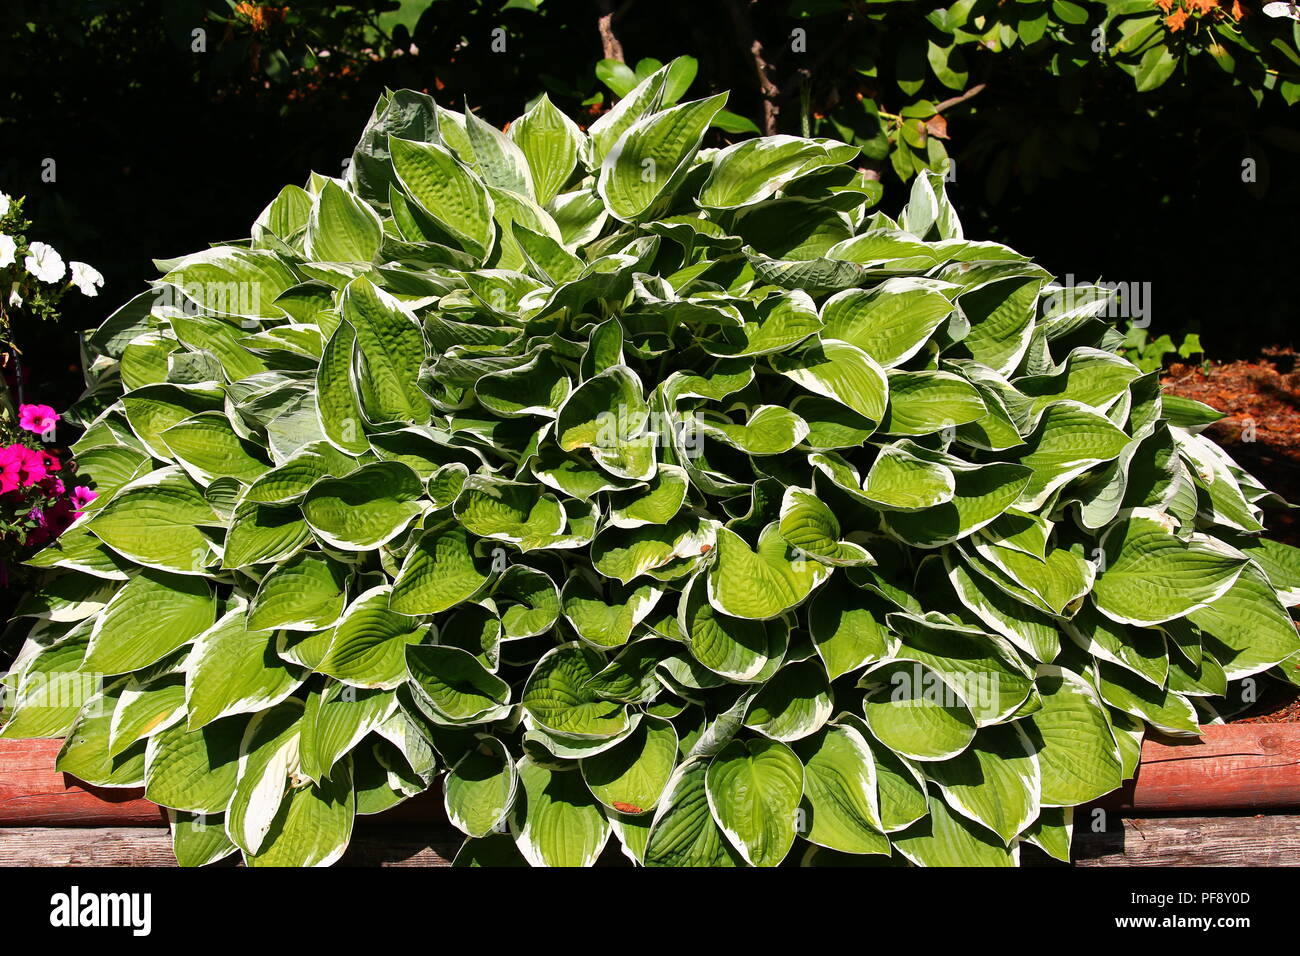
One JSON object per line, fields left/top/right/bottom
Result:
{"left": 171, "top": 810, "right": 238, "bottom": 867}
{"left": 466, "top": 104, "right": 534, "bottom": 198}
{"left": 705, "top": 737, "right": 804, "bottom": 867}
{"left": 511, "top": 756, "right": 610, "bottom": 867}
{"left": 956, "top": 275, "right": 1044, "bottom": 375}
{"left": 795, "top": 722, "right": 890, "bottom": 856}
{"left": 222, "top": 502, "right": 312, "bottom": 569}
{"left": 581, "top": 715, "right": 679, "bottom": 814}
{"left": 925, "top": 723, "right": 1040, "bottom": 844}
{"left": 248, "top": 551, "right": 349, "bottom": 631}
{"left": 161, "top": 247, "right": 297, "bottom": 320}
{"left": 144, "top": 717, "right": 247, "bottom": 813}
{"left": 444, "top": 735, "right": 518, "bottom": 837}
{"left": 680, "top": 573, "right": 782, "bottom": 681}
{"left": 318, "top": 587, "right": 426, "bottom": 689}
{"left": 522, "top": 643, "right": 629, "bottom": 738}
{"left": 777, "top": 487, "right": 872, "bottom": 565}
{"left": 744, "top": 659, "right": 834, "bottom": 742}
{"left": 808, "top": 576, "right": 892, "bottom": 679}
{"left": 699, "top": 136, "right": 843, "bottom": 211}
{"left": 88, "top": 467, "right": 219, "bottom": 574}
{"left": 225, "top": 701, "right": 303, "bottom": 854}
{"left": 598, "top": 93, "right": 728, "bottom": 222}
{"left": 301, "top": 461, "right": 425, "bottom": 550}
{"left": 591, "top": 515, "right": 713, "bottom": 584}
{"left": 161, "top": 412, "right": 269, "bottom": 485}
{"left": 892, "top": 790, "right": 1018, "bottom": 867}
{"left": 1187, "top": 564, "right": 1300, "bottom": 679}
{"left": 316, "top": 322, "right": 370, "bottom": 455}
{"left": 390, "top": 523, "right": 494, "bottom": 615}
{"left": 55, "top": 685, "right": 148, "bottom": 787}
{"left": 305, "top": 180, "right": 383, "bottom": 263}
{"left": 1093, "top": 514, "right": 1246, "bottom": 626}
{"left": 820, "top": 279, "right": 953, "bottom": 367}
{"left": 772, "top": 338, "right": 889, "bottom": 424}
{"left": 882, "top": 371, "right": 986, "bottom": 436}
{"left": 2, "top": 632, "right": 93, "bottom": 739}
{"left": 509, "top": 94, "right": 582, "bottom": 206}
{"left": 246, "top": 763, "right": 354, "bottom": 867}
{"left": 185, "top": 605, "right": 304, "bottom": 728}
{"left": 1030, "top": 666, "right": 1124, "bottom": 806}
{"left": 389, "top": 136, "right": 494, "bottom": 258}
{"left": 861, "top": 660, "right": 977, "bottom": 761}
{"left": 644, "top": 757, "right": 743, "bottom": 867}
{"left": 84, "top": 569, "right": 215, "bottom": 676}
{"left": 707, "top": 524, "right": 833, "bottom": 620}
{"left": 299, "top": 684, "right": 397, "bottom": 781}
{"left": 1012, "top": 402, "right": 1131, "bottom": 509}
{"left": 407, "top": 643, "right": 510, "bottom": 721}
{"left": 340, "top": 275, "right": 430, "bottom": 424}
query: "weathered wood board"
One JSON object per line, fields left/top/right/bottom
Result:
{"left": 1, "top": 815, "right": 1297, "bottom": 866}
{"left": 0, "top": 826, "right": 461, "bottom": 867}
{"left": 1071, "top": 814, "right": 1300, "bottom": 867}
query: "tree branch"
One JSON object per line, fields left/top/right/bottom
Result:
{"left": 597, "top": 0, "right": 625, "bottom": 63}
{"left": 934, "top": 83, "right": 987, "bottom": 115}
{"left": 726, "top": 0, "right": 780, "bottom": 135}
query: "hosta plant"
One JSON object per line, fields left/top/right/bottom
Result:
{"left": 4, "top": 61, "right": 1299, "bottom": 868}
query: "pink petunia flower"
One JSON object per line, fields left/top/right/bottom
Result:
{"left": 0, "top": 445, "right": 22, "bottom": 494}
{"left": 70, "top": 484, "right": 97, "bottom": 515}
{"left": 44, "top": 499, "right": 76, "bottom": 537}
{"left": 16, "top": 446, "right": 48, "bottom": 485}
{"left": 34, "top": 448, "right": 60, "bottom": 473}
{"left": 18, "top": 403, "right": 59, "bottom": 437}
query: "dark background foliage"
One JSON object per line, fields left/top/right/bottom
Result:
{"left": 1, "top": 0, "right": 1296, "bottom": 407}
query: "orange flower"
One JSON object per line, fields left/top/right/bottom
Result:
{"left": 1166, "top": 7, "right": 1189, "bottom": 29}
{"left": 1185, "top": 0, "right": 1218, "bottom": 13}
{"left": 1155, "top": 0, "right": 1175, "bottom": 12}
{"left": 234, "top": 3, "right": 287, "bottom": 32}
{"left": 1230, "top": 0, "right": 1244, "bottom": 18}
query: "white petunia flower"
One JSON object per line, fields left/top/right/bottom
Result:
{"left": 0, "top": 234, "right": 14, "bottom": 268}
{"left": 0, "top": 193, "right": 9, "bottom": 217}
{"left": 24, "top": 241, "right": 65, "bottom": 284}
{"left": 69, "top": 261, "right": 104, "bottom": 297}
{"left": 1264, "top": 1, "right": 1300, "bottom": 18}
{"left": 9, "top": 284, "right": 21, "bottom": 308}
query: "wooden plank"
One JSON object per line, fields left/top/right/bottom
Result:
{"left": 1098, "top": 724, "right": 1300, "bottom": 812}
{"left": 0, "top": 739, "right": 165, "bottom": 827}
{"left": 0, "top": 826, "right": 461, "bottom": 867}
{"left": 4, "top": 815, "right": 1297, "bottom": 867}
{"left": 1072, "top": 814, "right": 1300, "bottom": 867}
{"left": 0, "top": 738, "right": 450, "bottom": 827}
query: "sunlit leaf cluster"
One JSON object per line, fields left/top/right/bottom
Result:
{"left": 4, "top": 61, "right": 1298, "bottom": 867}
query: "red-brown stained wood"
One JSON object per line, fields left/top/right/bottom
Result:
{"left": 2, "top": 723, "right": 1299, "bottom": 829}
{"left": 1096, "top": 724, "right": 1300, "bottom": 812}
{"left": 0, "top": 738, "right": 448, "bottom": 827}
{"left": 0, "top": 739, "right": 165, "bottom": 826}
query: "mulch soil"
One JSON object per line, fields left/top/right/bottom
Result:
{"left": 1161, "top": 348, "right": 1300, "bottom": 722}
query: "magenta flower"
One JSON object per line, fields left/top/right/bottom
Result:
{"left": 22, "top": 448, "right": 47, "bottom": 485}
{"left": 18, "top": 403, "right": 59, "bottom": 437}
{"left": 70, "top": 485, "right": 97, "bottom": 515}
{"left": 45, "top": 499, "right": 75, "bottom": 536}
{"left": 0, "top": 445, "right": 22, "bottom": 493}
